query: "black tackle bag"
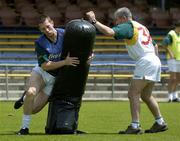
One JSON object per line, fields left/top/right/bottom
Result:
{"left": 45, "top": 19, "right": 96, "bottom": 134}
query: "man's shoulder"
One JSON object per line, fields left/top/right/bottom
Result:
{"left": 56, "top": 28, "right": 65, "bottom": 33}
{"left": 35, "top": 34, "right": 46, "bottom": 42}
{"left": 113, "top": 21, "right": 132, "bottom": 30}
{"left": 35, "top": 34, "right": 46, "bottom": 44}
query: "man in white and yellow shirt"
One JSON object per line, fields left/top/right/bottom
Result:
{"left": 86, "top": 7, "right": 168, "bottom": 134}
{"left": 162, "top": 21, "right": 180, "bottom": 102}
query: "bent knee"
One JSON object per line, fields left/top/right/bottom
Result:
{"left": 141, "top": 95, "right": 151, "bottom": 102}
{"left": 32, "top": 105, "right": 44, "bottom": 114}
{"left": 26, "top": 88, "right": 37, "bottom": 97}
{"left": 128, "top": 91, "right": 134, "bottom": 100}
{"left": 141, "top": 95, "right": 147, "bottom": 102}
{"left": 128, "top": 89, "right": 140, "bottom": 99}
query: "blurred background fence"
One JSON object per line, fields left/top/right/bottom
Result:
{"left": 0, "top": 0, "right": 179, "bottom": 101}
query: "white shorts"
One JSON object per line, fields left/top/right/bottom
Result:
{"left": 133, "top": 54, "right": 161, "bottom": 82}
{"left": 167, "top": 59, "right": 180, "bottom": 72}
{"left": 32, "top": 65, "right": 55, "bottom": 96}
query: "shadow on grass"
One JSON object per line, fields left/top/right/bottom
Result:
{"left": 0, "top": 131, "right": 45, "bottom": 136}
{"left": 0, "top": 131, "right": 120, "bottom": 136}
{"left": 85, "top": 132, "right": 118, "bottom": 135}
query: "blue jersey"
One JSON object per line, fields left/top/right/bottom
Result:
{"left": 35, "top": 28, "right": 65, "bottom": 76}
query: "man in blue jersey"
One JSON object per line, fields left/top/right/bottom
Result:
{"left": 86, "top": 7, "right": 168, "bottom": 134}
{"left": 16, "top": 15, "right": 80, "bottom": 135}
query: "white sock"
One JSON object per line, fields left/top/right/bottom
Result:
{"left": 168, "top": 93, "right": 173, "bottom": 100}
{"left": 131, "top": 121, "right": 140, "bottom": 129}
{"left": 22, "top": 115, "right": 31, "bottom": 129}
{"left": 155, "top": 117, "right": 165, "bottom": 125}
{"left": 172, "top": 91, "right": 178, "bottom": 100}
{"left": 23, "top": 95, "right": 26, "bottom": 102}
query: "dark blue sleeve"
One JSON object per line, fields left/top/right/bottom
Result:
{"left": 35, "top": 41, "right": 49, "bottom": 66}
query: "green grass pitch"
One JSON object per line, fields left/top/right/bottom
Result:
{"left": 0, "top": 101, "right": 180, "bottom": 141}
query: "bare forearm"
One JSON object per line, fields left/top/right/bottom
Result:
{"left": 166, "top": 47, "right": 174, "bottom": 59}
{"left": 86, "top": 11, "right": 115, "bottom": 36}
{"left": 94, "top": 21, "right": 115, "bottom": 36}
{"left": 41, "top": 60, "right": 66, "bottom": 71}
{"left": 41, "top": 54, "right": 80, "bottom": 71}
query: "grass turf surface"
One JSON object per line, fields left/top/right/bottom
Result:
{"left": 0, "top": 101, "right": 180, "bottom": 141}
